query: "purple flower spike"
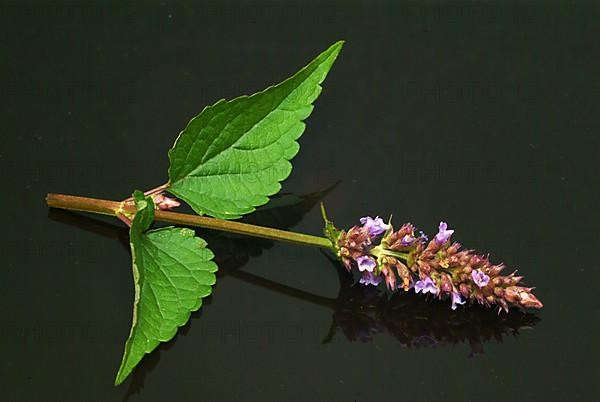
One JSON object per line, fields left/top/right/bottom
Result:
{"left": 451, "top": 291, "right": 466, "bottom": 310}
{"left": 359, "top": 271, "right": 382, "bottom": 287}
{"left": 414, "top": 277, "right": 439, "bottom": 295}
{"left": 356, "top": 256, "right": 377, "bottom": 272}
{"left": 359, "top": 216, "right": 390, "bottom": 237}
{"left": 472, "top": 269, "right": 490, "bottom": 288}
{"left": 434, "top": 221, "right": 454, "bottom": 245}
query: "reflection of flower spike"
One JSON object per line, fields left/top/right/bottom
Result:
{"left": 359, "top": 271, "right": 382, "bottom": 286}
{"left": 325, "top": 279, "right": 540, "bottom": 354}
{"left": 325, "top": 213, "right": 543, "bottom": 313}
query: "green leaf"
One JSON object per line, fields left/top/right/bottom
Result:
{"left": 115, "top": 191, "right": 218, "bottom": 385}
{"left": 167, "top": 41, "right": 344, "bottom": 219}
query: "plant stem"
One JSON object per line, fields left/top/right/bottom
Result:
{"left": 369, "top": 245, "right": 409, "bottom": 262}
{"left": 46, "top": 193, "right": 333, "bottom": 249}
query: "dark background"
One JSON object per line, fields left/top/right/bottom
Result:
{"left": 1, "top": 1, "right": 599, "bottom": 401}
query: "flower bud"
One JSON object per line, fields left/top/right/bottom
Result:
{"left": 447, "top": 242, "right": 461, "bottom": 254}
{"left": 440, "top": 274, "right": 453, "bottom": 294}
{"left": 503, "top": 287, "right": 520, "bottom": 304}
{"left": 488, "top": 265, "right": 504, "bottom": 276}
{"left": 396, "top": 262, "right": 412, "bottom": 291}
{"left": 471, "top": 256, "right": 484, "bottom": 266}
{"left": 418, "top": 262, "right": 431, "bottom": 276}
{"left": 459, "top": 283, "right": 471, "bottom": 298}
{"left": 153, "top": 193, "right": 181, "bottom": 210}
{"left": 512, "top": 287, "right": 543, "bottom": 309}
{"left": 379, "top": 264, "right": 397, "bottom": 290}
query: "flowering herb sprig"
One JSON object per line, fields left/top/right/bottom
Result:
{"left": 322, "top": 206, "right": 543, "bottom": 314}
{"left": 44, "top": 40, "right": 542, "bottom": 386}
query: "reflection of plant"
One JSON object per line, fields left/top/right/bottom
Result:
{"left": 322, "top": 264, "right": 539, "bottom": 355}
{"left": 49, "top": 188, "right": 334, "bottom": 397}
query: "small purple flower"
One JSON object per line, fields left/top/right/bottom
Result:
{"left": 400, "top": 234, "right": 415, "bottom": 246}
{"left": 359, "top": 271, "right": 382, "bottom": 287}
{"left": 356, "top": 256, "right": 377, "bottom": 272}
{"left": 434, "top": 221, "right": 454, "bottom": 245}
{"left": 414, "top": 277, "right": 439, "bottom": 295}
{"left": 451, "top": 291, "right": 466, "bottom": 310}
{"left": 359, "top": 216, "right": 390, "bottom": 237}
{"left": 471, "top": 269, "right": 490, "bottom": 288}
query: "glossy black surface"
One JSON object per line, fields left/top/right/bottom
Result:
{"left": 2, "top": 1, "right": 598, "bottom": 401}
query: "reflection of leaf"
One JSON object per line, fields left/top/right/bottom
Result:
{"left": 47, "top": 187, "right": 333, "bottom": 394}
{"left": 240, "top": 186, "right": 337, "bottom": 229}
{"left": 167, "top": 41, "right": 343, "bottom": 219}
{"left": 115, "top": 191, "right": 217, "bottom": 385}
{"left": 210, "top": 187, "right": 337, "bottom": 275}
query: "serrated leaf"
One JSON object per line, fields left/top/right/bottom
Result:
{"left": 115, "top": 191, "right": 218, "bottom": 385}
{"left": 167, "top": 41, "right": 344, "bottom": 219}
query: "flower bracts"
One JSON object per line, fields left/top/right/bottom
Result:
{"left": 322, "top": 207, "right": 543, "bottom": 313}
